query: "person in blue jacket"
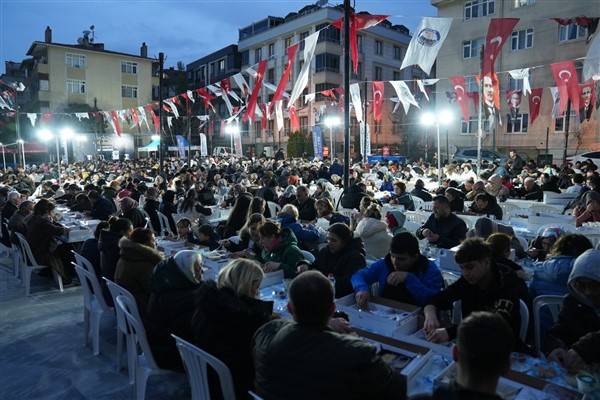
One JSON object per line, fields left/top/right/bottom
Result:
{"left": 351, "top": 231, "right": 442, "bottom": 307}
{"left": 277, "top": 204, "right": 320, "bottom": 248}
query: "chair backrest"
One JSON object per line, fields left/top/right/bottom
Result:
{"left": 248, "top": 391, "right": 265, "bottom": 400}
{"left": 533, "top": 295, "right": 563, "bottom": 352}
{"left": 300, "top": 250, "right": 316, "bottom": 263}
{"left": 15, "top": 232, "right": 40, "bottom": 267}
{"left": 115, "top": 295, "right": 160, "bottom": 369}
{"left": 515, "top": 235, "right": 529, "bottom": 251}
{"left": 171, "top": 334, "right": 236, "bottom": 400}
{"left": 441, "top": 271, "right": 460, "bottom": 289}
{"left": 529, "top": 204, "right": 562, "bottom": 215}
{"left": 266, "top": 201, "right": 281, "bottom": 218}
{"left": 73, "top": 264, "right": 111, "bottom": 311}
{"left": 104, "top": 278, "right": 137, "bottom": 336}
{"left": 411, "top": 196, "right": 424, "bottom": 210}
{"left": 456, "top": 215, "right": 473, "bottom": 230}
{"left": 421, "top": 201, "right": 434, "bottom": 211}
{"left": 500, "top": 203, "right": 524, "bottom": 214}
{"left": 155, "top": 211, "right": 173, "bottom": 236}
{"left": 227, "top": 235, "right": 241, "bottom": 245}
{"left": 72, "top": 251, "right": 95, "bottom": 275}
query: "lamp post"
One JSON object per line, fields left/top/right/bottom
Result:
{"left": 324, "top": 116, "right": 340, "bottom": 159}
{"left": 225, "top": 123, "right": 239, "bottom": 158}
{"left": 0, "top": 143, "right": 5, "bottom": 173}
{"left": 38, "top": 129, "right": 61, "bottom": 184}
{"left": 60, "top": 128, "right": 74, "bottom": 165}
{"left": 17, "top": 140, "right": 25, "bottom": 169}
{"left": 421, "top": 111, "right": 453, "bottom": 186}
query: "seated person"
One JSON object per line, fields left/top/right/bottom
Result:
{"left": 467, "top": 193, "right": 503, "bottom": 221}
{"left": 573, "top": 190, "right": 600, "bottom": 227}
{"left": 187, "top": 224, "right": 220, "bottom": 250}
{"left": 527, "top": 226, "right": 564, "bottom": 262}
{"left": 78, "top": 221, "right": 109, "bottom": 280}
{"left": 69, "top": 193, "right": 92, "bottom": 213}
{"left": 415, "top": 312, "right": 514, "bottom": 400}
{"left": 292, "top": 185, "right": 317, "bottom": 221}
{"left": 297, "top": 223, "right": 366, "bottom": 298}
{"left": 220, "top": 213, "right": 266, "bottom": 259}
{"left": 416, "top": 195, "right": 468, "bottom": 249}
{"left": 315, "top": 198, "right": 350, "bottom": 226}
{"left": 410, "top": 179, "right": 433, "bottom": 202}
{"left": 545, "top": 249, "right": 600, "bottom": 371}
{"left": 354, "top": 203, "right": 392, "bottom": 259}
{"left": 486, "top": 233, "right": 527, "bottom": 279}
{"left": 352, "top": 232, "right": 442, "bottom": 307}
{"left": 444, "top": 187, "right": 465, "bottom": 213}
{"left": 485, "top": 174, "right": 510, "bottom": 202}
{"left": 423, "top": 238, "right": 529, "bottom": 353}
{"left": 512, "top": 177, "right": 542, "bottom": 201}
{"left": 277, "top": 204, "right": 320, "bottom": 248}
{"left": 340, "top": 182, "right": 368, "bottom": 210}
{"left": 384, "top": 181, "right": 415, "bottom": 211}
{"left": 466, "top": 217, "right": 525, "bottom": 259}
{"left": 257, "top": 221, "right": 304, "bottom": 279}
{"left": 252, "top": 271, "right": 407, "bottom": 400}
{"left": 385, "top": 209, "right": 407, "bottom": 236}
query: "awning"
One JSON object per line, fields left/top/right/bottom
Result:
{"left": 138, "top": 139, "right": 160, "bottom": 152}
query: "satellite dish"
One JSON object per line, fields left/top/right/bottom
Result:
{"left": 90, "top": 25, "right": 95, "bottom": 30}
{"left": 77, "top": 37, "right": 84, "bottom": 44}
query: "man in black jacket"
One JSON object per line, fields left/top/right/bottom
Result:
{"left": 416, "top": 195, "right": 467, "bottom": 249}
{"left": 253, "top": 271, "right": 406, "bottom": 400}
{"left": 293, "top": 185, "right": 317, "bottom": 221}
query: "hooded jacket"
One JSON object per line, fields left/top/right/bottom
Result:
{"left": 354, "top": 217, "right": 393, "bottom": 259}
{"left": 386, "top": 210, "right": 407, "bottom": 236}
{"left": 191, "top": 281, "right": 273, "bottom": 399}
{"left": 352, "top": 254, "right": 442, "bottom": 306}
{"left": 529, "top": 256, "right": 577, "bottom": 298}
{"left": 485, "top": 174, "right": 510, "bottom": 202}
{"left": 544, "top": 249, "right": 600, "bottom": 363}
{"left": 114, "top": 237, "right": 164, "bottom": 313}
{"left": 277, "top": 215, "right": 320, "bottom": 244}
{"left": 260, "top": 228, "right": 304, "bottom": 279}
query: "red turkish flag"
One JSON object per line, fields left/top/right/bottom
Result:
{"left": 321, "top": 89, "right": 337, "bottom": 99}
{"left": 550, "top": 61, "right": 580, "bottom": 117}
{"left": 243, "top": 59, "right": 268, "bottom": 122}
{"left": 260, "top": 103, "right": 268, "bottom": 130}
{"left": 270, "top": 44, "right": 298, "bottom": 115}
{"left": 335, "top": 86, "right": 345, "bottom": 115}
{"left": 289, "top": 106, "right": 299, "bottom": 131}
{"left": 449, "top": 76, "right": 471, "bottom": 123}
{"left": 220, "top": 77, "right": 231, "bottom": 96}
{"left": 528, "top": 88, "right": 543, "bottom": 125}
{"left": 130, "top": 108, "right": 139, "bottom": 127}
{"left": 372, "top": 81, "right": 385, "bottom": 122}
{"left": 482, "top": 18, "right": 520, "bottom": 77}
{"left": 195, "top": 88, "right": 216, "bottom": 109}
{"left": 145, "top": 105, "right": 160, "bottom": 134}
{"left": 332, "top": 14, "right": 389, "bottom": 73}
{"left": 467, "top": 92, "right": 479, "bottom": 112}
{"left": 110, "top": 111, "right": 121, "bottom": 137}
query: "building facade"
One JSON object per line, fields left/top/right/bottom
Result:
{"left": 432, "top": 0, "right": 599, "bottom": 164}
{"left": 236, "top": 4, "right": 424, "bottom": 157}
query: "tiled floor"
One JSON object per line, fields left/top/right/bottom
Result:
{"left": 0, "top": 252, "right": 189, "bottom": 400}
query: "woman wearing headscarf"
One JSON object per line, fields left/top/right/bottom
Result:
{"left": 528, "top": 226, "right": 564, "bottom": 262}
{"left": 146, "top": 250, "right": 204, "bottom": 371}
{"left": 159, "top": 190, "right": 178, "bottom": 233}
{"left": 119, "top": 197, "right": 146, "bottom": 228}
{"left": 115, "top": 227, "right": 164, "bottom": 313}
{"left": 444, "top": 187, "right": 465, "bottom": 213}
{"left": 485, "top": 173, "right": 510, "bottom": 202}
{"left": 297, "top": 223, "right": 366, "bottom": 298}
{"left": 354, "top": 203, "right": 392, "bottom": 259}
{"left": 192, "top": 259, "right": 273, "bottom": 399}
{"left": 278, "top": 185, "right": 297, "bottom": 208}
{"left": 143, "top": 187, "right": 161, "bottom": 234}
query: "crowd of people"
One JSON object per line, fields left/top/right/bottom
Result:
{"left": 1, "top": 149, "right": 599, "bottom": 399}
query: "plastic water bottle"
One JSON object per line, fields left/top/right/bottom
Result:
{"left": 327, "top": 273, "right": 336, "bottom": 298}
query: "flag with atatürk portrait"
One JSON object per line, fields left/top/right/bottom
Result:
{"left": 579, "top": 82, "right": 595, "bottom": 122}
{"left": 550, "top": 61, "right": 580, "bottom": 117}
{"left": 449, "top": 76, "right": 470, "bottom": 123}
{"left": 482, "top": 18, "right": 520, "bottom": 77}
{"left": 528, "top": 88, "right": 543, "bottom": 125}
{"left": 506, "top": 90, "right": 523, "bottom": 118}
{"left": 372, "top": 81, "right": 385, "bottom": 122}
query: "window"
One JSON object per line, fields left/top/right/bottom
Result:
{"left": 254, "top": 121, "right": 262, "bottom": 138}
{"left": 559, "top": 24, "right": 587, "bottom": 42}
{"left": 463, "top": 37, "right": 485, "bottom": 58}
{"left": 267, "top": 120, "right": 275, "bottom": 136}
{"left": 284, "top": 36, "right": 293, "bottom": 49}
{"left": 66, "top": 79, "right": 85, "bottom": 94}
{"left": 352, "top": 62, "right": 363, "bottom": 80}
{"left": 315, "top": 53, "right": 340, "bottom": 73}
{"left": 300, "top": 116, "right": 308, "bottom": 134}
{"left": 66, "top": 53, "right": 85, "bottom": 68}
{"left": 464, "top": 0, "right": 495, "bottom": 20}
{"left": 555, "top": 111, "right": 578, "bottom": 132}
{"left": 121, "top": 61, "right": 138, "bottom": 74}
{"left": 210, "top": 62, "right": 215, "bottom": 77}
{"left": 255, "top": 48, "right": 262, "bottom": 62}
{"left": 513, "top": 0, "right": 535, "bottom": 7}
{"left": 465, "top": 76, "right": 479, "bottom": 92}
{"left": 511, "top": 28, "right": 534, "bottom": 50}
{"left": 374, "top": 66, "right": 382, "bottom": 81}
{"left": 267, "top": 68, "right": 275, "bottom": 83}
{"left": 506, "top": 113, "right": 529, "bottom": 133}
{"left": 241, "top": 50, "right": 250, "bottom": 66}
{"left": 122, "top": 85, "right": 138, "bottom": 98}
{"left": 461, "top": 117, "right": 478, "bottom": 135}
{"left": 39, "top": 79, "right": 49, "bottom": 91}
{"left": 393, "top": 46, "right": 402, "bottom": 60}
{"left": 299, "top": 31, "right": 309, "bottom": 51}
{"left": 393, "top": 71, "right": 401, "bottom": 80}
{"left": 316, "top": 23, "right": 340, "bottom": 44}
{"left": 357, "top": 35, "right": 363, "bottom": 53}
{"left": 375, "top": 40, "right": 383, "bottom": 55}
{"left": 509, "top": 73, "right": 531, "bottom": 90}
{"left": 218, "top": 59, "right": 225, "bottom": 74}
{"left": 268, "top": 43, "right": 275, "bottom": 57}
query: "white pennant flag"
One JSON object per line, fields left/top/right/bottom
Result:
{"left": 186, "top": 90, "right": 195, "bottom": 103}
{"left": 163, "top": 99, "right": 180, "bottom": 118}
{"left": 400, "top": 17, "right": 452, "bottom": 75}
{"left": 75, "top": 112, "right": 89, "bottom": 121}
{"left": 416, "top": 80, "right": 429, "bottom": 101}
{"left": 0, "top": 95, "right": 12, "bottom": 110}
{"left": 583, "top": 34, "right": 600, "bottom": 82}
{"left": 27, "top": 113, "right": 37, "bottom": 127}
{"left": 232, "top": 72, "right": 251, "bottom": 101}
{"left": 103, "top": 111, "right": 118, "bottom": 135}
{"left": 390, "top": 81, "right": 420, "bottom": 114}
{"left": 275, "top": 100, "right": 284, "bottom": 133}
{"left": 350, "top": 83, "right": 363, "bottom": 122}
{"left": 138, "top": 106, "right": 150, "bottom": 131}
{"left": 305, "top": 93, "right": 316, "bottom": 103}
{"left": 288, "top": 31, "right": 320, "bottom": 108}
{"left": 167, "top": 116, "right": 173, "bottom": 130}
{"left": 390, "top": 97, "right": 401, "bottom": 113}
{"left": 508, "top": 68, "right": 532, "bottom": 96}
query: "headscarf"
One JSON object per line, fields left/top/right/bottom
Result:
{"left": 386, "top": 210, "right": 406, "bottom": 236}
{"left": 119, "top": 197, "right": 138, "bottom": 213}
{"left": 473, "top": 217, "right": 498, "bottom": 239}
{"left": 568, "top": 249, "right": 600, "bottom": 310}
{"left": 541, "top": 226, "right": 564, "bottom": 239}
{"left": 173, "top": 250, "right": 202, "bottom": 283}
{"left": 282, "top": 185, "right": 296, "bottom": 197}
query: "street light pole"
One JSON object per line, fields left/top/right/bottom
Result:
{"left": 56, "top": 138, "right": 61, "bottom": 184}
{"left": 0, "top": 144, "right": 5, "bottom": 173}
{"left": 18, "top": 140, "right": 26, "bottom": 168}
{"left": 436, "top": 122, "right": 441, "bottom": 187}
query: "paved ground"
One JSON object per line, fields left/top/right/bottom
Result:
{"left": 0, "top": 252, "right": 189, "bottom": 400}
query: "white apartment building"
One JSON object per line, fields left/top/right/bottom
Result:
{"left": 432, "top": 0, "right": 599, "bottom": 164}
{"left": 237, "top": 4, "right": 424, "bottom": 157}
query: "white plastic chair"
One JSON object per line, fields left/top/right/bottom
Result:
{"left": 300, "top": 250, "right": 316, "bottom": 263}
{"left": 104, "top": 278, "right": 137, "bottom": 384}
{"left": 515, "top": 235, "right": 529, "bottom": 251}
{"left": 456, "top": 215, "right": 473, "bottom": 230}
{"left": 500, "top": 203, "right": 524, "bottom": 215}
{"left": 248, "top": 391, "right": 265, "bottom": 400}
{"left": 6, "top": 226, "right": 21, "bottom": 278}
{"left": 533, "top": 295, "right": 563, "bottom": 353}
{"left": 156, "top": 211, "right": 173, "bottom": 237}
{"left": 72, "top": 251, "right": 96, "bottom": 274}
{"left": 171, "top": 334, "right": 236, "bottom": 400}
{"left": 266, "top": 201, "right": 281, "bottom": 218}
{"left": 412, "top": 196, "right": 424, "bottom": 211}
{"left": 420, "top": 201, "right": 434, "bottom": 211}
{"left": 441, "top": 271, "right": 460, "bottom": 289}
{"left": 15, "top": 232, "right": 63, "bottom": 296}
{"left": 365, "top": 253, "right": 378, "bottom": 266}
{"left": 138, "top": 194, "right": 146, "bottom": 209}
{"left": 73, "top": 264, "right": 114, "bottom": 356}
{"left": 115, "top": 294, "right": 172, "bottom": 399}
{"left": 529, "top": 204, "right": 562, "bottom": 215}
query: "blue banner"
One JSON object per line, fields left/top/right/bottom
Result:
{"left": 176, "top": 135, "right": 186, "bottom": 159}
{"left": 311, "top": 125, "right": 323, "bottom": 160}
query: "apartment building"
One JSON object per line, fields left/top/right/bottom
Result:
{"left": 237, "top": 4, "right": 423, "bottom": 156}
{"left": 432, "top": 0, "right": 599, "bottom": 163}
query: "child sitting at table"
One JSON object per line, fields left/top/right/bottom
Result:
{"left": 172, "top": 218, "right": 193, "bottom": 242}
{"left": 188, "top": 224, "right": 220, "bottom": 250}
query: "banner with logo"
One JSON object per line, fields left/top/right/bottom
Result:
{"left": 400, "top": 17, "right": 452, "bottom": 75}
{"left": 360, "top": 122, "right": 371, "bottom": 157}
{"left": 234, "top": 130, "right": 243, "bottom": 157}
{"left": 311, "top": 125, "right": 324, "bottom": 160}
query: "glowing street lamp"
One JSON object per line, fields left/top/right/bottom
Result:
{"left": 421, "top": 111, "right": 453, "bottom": 186}
{"left": 225, "top": 123, "right": 240, "bottom": 157}
{"left": 324, "top": 116, "right": 340, "bottom": 159}
{"left": 38, "top": 129, "right": 61, "bottom": 184}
